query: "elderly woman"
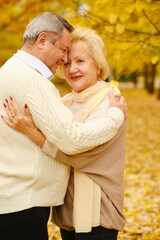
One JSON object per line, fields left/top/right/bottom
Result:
{"left": 3, "top": 27, "right": 126, "bottom": 240}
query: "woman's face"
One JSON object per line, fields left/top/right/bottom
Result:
{"left": 63, "top": 41, "right": 100, "bottom": 92}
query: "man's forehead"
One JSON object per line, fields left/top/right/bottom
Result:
{"left": 57, "top": 39, "right": 70, "bottom": 49}
{"left": 60, "top": 28, "right": 71, "bottom": 47}
{"left": 64, "top": 44, "right": 70, "bottom": 49}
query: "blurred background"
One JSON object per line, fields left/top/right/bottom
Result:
{"left": 0, "top": 0, "right": 160, "bottom": 239}
{"left": 0, "top": 0, "right": 160, "bottom": 96}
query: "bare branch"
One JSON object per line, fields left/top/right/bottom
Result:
{"left": 107, "top": 42, "right": 139, "bottom": 58}
{"left": 86, "top": 11, "right": 160, "bottom": 36}
{"left": 107, "top": 36, "right": 160, "bottom": 50}
{"left": 142, "top": 10, "right": 160, "bottom": 34}
{"left": 124, "top": 28, "right": 160, "bottom": 36}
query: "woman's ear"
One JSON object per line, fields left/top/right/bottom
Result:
{"left": 36, "top": 32, "right": 48, "bottom": 49}
{"left": 97, "top": 67, "right": 101, "bottom": 77}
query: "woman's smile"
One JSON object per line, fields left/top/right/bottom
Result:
{"left": 63, "top": 41, "right": 100, "bottom": 92}
{"left": 70, "top": 75, "right": 82, "bottom": 81}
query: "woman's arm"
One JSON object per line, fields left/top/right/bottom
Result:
{"left": 2, "top": 98, "right": 46, "bottom": 147}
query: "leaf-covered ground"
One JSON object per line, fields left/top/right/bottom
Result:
{"left": 48, "top": 87, "right": 160, "bottom": 240}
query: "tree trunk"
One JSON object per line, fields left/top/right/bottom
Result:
{"left": 157, "top": 77, "right": 160, "bottom": 99}
{"left": 132, "top": 72, "right": 137, "bottom": 86}
{"left": 147, "top": 63, "right": 156, "bottom": 94}
{"left": 144, "top": 65, "right": 148, "bottom": 89}
{"left": 158, "top": 88, "right": 160, "bottom": 99}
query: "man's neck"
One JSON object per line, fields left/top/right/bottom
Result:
{"left": 17, "top": 49, "right": 54, "bottom": 80}
{"left": 21, "top": 45, "right": 41, "bottom": 60}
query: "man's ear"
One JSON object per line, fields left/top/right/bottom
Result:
{"left": 36, "top": 32, "right": 48, "bottom": 49}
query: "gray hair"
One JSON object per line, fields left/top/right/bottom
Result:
{"left": 23, "top": 12, "right": 74, "bottom": 45}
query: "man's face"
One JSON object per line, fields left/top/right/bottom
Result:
{"left": 43, "top": 28, "right": 71, "bottom": 74}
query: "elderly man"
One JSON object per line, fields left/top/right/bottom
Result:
{"left": 0, "top": 12, "right": 126, "bottom": 240}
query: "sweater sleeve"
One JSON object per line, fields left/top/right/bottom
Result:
{"left": 25, "top": 76, "right": 124, "bottom": 155}
{"left": 54, "top": 122, "right": 126, "bottom": 169}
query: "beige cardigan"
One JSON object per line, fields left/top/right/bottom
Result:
{"left": 42, "top": 95, "right": 126, "bottom": 231}
{"left": 53, "top": 121, "right": 126, "bottom": 231}
{"left": 0, "top": 55, "right": 124, "bottom": 214}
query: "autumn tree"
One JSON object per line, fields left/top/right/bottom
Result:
{"left": 0, "top": 0, "right": 160, "bottom": 96}
{"left": 64, "top": 0, "right": 160, "bottom": 95}
{"left": 0, "top": 0, "right": 73, "bottom": 65}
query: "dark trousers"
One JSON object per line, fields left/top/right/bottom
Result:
{"left": 60, "top": 226, "right": 118, "bottom": 240}
{"left": 0, "top": 207, "right": 50, "bottom": 240}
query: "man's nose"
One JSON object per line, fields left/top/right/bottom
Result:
{"left": 62, "top": 52, "right": 68, "bottom": 63}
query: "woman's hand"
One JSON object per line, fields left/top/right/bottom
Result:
{"left": 108, "top": 91, "right": 128, "bottom": 120}
{"left": 2, "top": 97, "right": 46, "bottom": 147}
{"left": 3, "top": 97, "right": 36, "bottom": 134}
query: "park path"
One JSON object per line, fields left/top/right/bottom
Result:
{"left": 118, "top": 88, "right": 160, "bottom": 239}
{"left": 48, "top": 87, "right": 160, "bottom": 240}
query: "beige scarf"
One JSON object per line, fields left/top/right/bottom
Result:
{"left": 62, "top": 80, "right": 121, "bottom": 232}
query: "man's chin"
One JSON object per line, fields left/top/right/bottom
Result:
{"left": 51, "top": 65, "right": 58, "bottom": 74}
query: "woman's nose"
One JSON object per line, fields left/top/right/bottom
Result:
{"left": 70, "top": 62, "right": 78, "bottom": 73}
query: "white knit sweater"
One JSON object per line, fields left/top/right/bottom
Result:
{"left": 0, "top": 55, "right": 124, "bottom": 214}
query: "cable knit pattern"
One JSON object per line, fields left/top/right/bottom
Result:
{"left": 0, "top": 55, "right": 124, "bottom": 214}
{"left": 25, "top": 79, "right": 124, "bottom": 154}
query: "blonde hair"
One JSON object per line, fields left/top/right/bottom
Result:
{"left": 71, "top": 27, "right": 110, "bottom": 80}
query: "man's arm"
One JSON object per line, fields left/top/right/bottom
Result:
{"left": 25, "top": 76, "right": 125, "bottom": 155}
{"left": 44, "top": 122, "right": 126, "bottom": 168}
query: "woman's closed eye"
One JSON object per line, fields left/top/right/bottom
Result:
{"left": 64, "top": 62, "right": 71, "bottom": 66}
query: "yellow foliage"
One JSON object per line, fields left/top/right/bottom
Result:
{"left": 109, "top": 13, "right": 117, "bottom": 24}
{"left": 0, "top": 0, "right": 160, "bottom": 76}
{"left": 151, "top": 56, "right": 159, "bottom": 65}
{"left": 116, "top": 24, "right": 125, "bottom": 34}
{"left": 65, "top": 7, "right": 75, "bottom": 16}
{"left": 105, "top": 25, "right": 114, "bottom": 33}
{"left": 119, "top": 13, "right": 130, "bottom": 23}
{"left": 134, "top": 1, "right": 143, "bottom": 13}
{"left": 110, "top": 79, "right": 119, "bottom": 87}
{"left": 124, "top": 5, "right": 135, "bottom": 14}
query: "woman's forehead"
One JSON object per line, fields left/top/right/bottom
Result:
{"left": 69, "top": 41, "right": 91, "bottom": 54}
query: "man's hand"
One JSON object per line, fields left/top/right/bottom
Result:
{"left": 108, "top": 91, "right": 128, "bottom": 119}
